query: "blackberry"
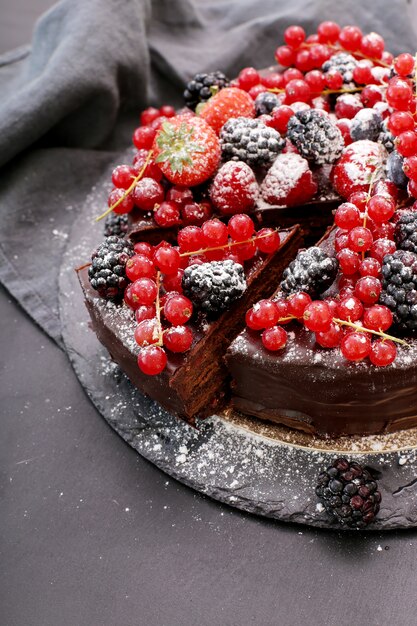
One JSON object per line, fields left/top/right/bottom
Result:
{"left": 316, "top": 458, "right": 381, "bottom": 529}
{"left": 380, "top": 250, "right": 417, "bottom": 330}
{"left": 183, "top": 71, "right": 230, "bottom": 111}
{"left": 104, "top": 213, "right": 129, "bottom": 238}
{"left": 280, "top": 247, "right": 338, "bottom": 296}
{"left": 386, "top": 150, "right": 408, "bottom": 188}
{"left": 254, "top": 91, "right": 280, "bottom": 116}
{"left": 287, "top": 110, "right": 344, "bottom": 165}
{"left": 395, "top": 211, "right": 417, "bottom": 254}
{"left": 220, "top": 117, "right": 285, "bottom": 167}
{"left": 182, "top": 260, "right": 247, "bottom": 314}
{"left": 322, "top": 52, "right": 357, "bottom": 82}
{"left": 88, "top": 236, "right": 134, "bottom": 301}
{"left": 350, "top": 109, "right": 382, "bottom": 142}
{"left": 378, "top": 127, "right": 395, "bottom": 153}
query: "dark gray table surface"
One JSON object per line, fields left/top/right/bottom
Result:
{"left": 2, "top": 3, "right": 417, "bottom": 626}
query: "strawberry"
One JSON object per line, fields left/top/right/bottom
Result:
{"left": 331, "top": 140, "right": 388, "bottom": 199}
{"left": 260, "top": 153, "right": 317, "bottom": 206}
{"left": 153, "top": 115, "right": 220, "bottom": 186}
{"left": 210, "top": 161, "right": 259, "bottom": 215}
{"left": 199, "top": 87, "right": 255, "bottom": 135}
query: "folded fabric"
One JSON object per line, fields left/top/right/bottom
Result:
{"left": 1, "top": 0, "right": 416, "bottom": 345}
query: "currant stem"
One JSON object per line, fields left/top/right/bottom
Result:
{"left": 155, "top": 270, "right": 164, "bottom": 347}
{"left": 332, "top": 317, "right": 410, "bottom": 346}
{"left": 301, "top": 41, "right": 391, "bottom": 69}
{"left": 179, "top": 229, "right": 278, "bottom": 258}
{"left": 95, "top": 150, "right": 154, "bottom": 222}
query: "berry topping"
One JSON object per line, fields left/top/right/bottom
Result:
{"left": 88, "top": 236, "right": 134, "bottom": 300}
{"left": 322, "top": 52, "right": 357, "bottom": 82}
{"left": 281, "top": 247, "right": 338, "bottom": 296}
{"left": 220, "top": 117, "right": 285, "bottom": 167}
{"left": 394, "top": 211, "right": 417, "bottom": 253}
{"left": 210, "top": 161, "right": 259, "bottom": 215}
{"left": 137, "top": 345, "right": 167, "bottom": 376}
{"left": 182, "top": 260, "right": 247, "bottom": 314}
{"left": 153, "top": 116, "right": 220, "bottom": 186}
{"left": 380, "top": 250, "right": 417, "bottom": 330}
{"left": 199, "top": 87, "right": 255, "bottom": 135}
{"left": 104, "top": 213, "right": 129, "bottom": 238}
{"left": 350, "top": 109, "right": 383, "bottom": 142}
{"left": 331, "top": 140, "right": 388, "bottom": 198}
{"left": 183, "top": 71, "right": 230, "bottom": 111}
{"left": 287, "top": 109, "right": 344, "bottom": 165}
{"left": 316, "top": 458, "right": 381, "bottom": 528}
{"left": 254, "top": 91, "right": 281, "bottom": 116}
{"left": 260, "top": 152, "right": 317, "bottom": 206}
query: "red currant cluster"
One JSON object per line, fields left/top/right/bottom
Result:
{"left": 123, "top": 215, "right": 280, "bottom": 375}
{"left": 246, "top": 174, "right": 410, "bottom": 366}
{"left": 273, "top": 22, "right": 392, "bottom": 106}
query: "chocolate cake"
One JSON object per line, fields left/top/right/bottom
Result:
{"left": 78, "top": 226, "right": 302, "bottom": 423}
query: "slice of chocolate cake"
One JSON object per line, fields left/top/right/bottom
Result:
{"left": 78, "top": 226, "right": 302, "bottom": 424}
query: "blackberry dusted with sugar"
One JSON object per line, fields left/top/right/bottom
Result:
{"left": 287, "top": 110, "right": 344, "bottom": 165}
{"left": 220, "top": 117, "right": 285, "bottom": 167}
{"left": 350, "top": 109, "right": 383, "bottom": 142}
{"left": 322, "top": 52, "right": 357, "bottom": 82}
{"left": 380, "top": 250, "right": 417, "bottom": 330}
{"left": 182, "top": 260, "right": 247, "bottom": 314}
{"left": 316, "top": 458, "right": 381, "bottom": 529}
{"left": 183, "top": 71, "right": 230, "bottom": 111}
{"left": 395, "top": 211, "right": 417, "bottom": 254}
{"left": 280, "top": 247, "right": 338, "bottom": 296}
{"left": 104, "top": 213, "right": 129, "bottom": 238}
{"left": 88, "top": 236, "right": 134, "bottom": 301}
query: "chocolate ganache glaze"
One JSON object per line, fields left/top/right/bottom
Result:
{"left": 226, "top": 229, "right": 417, "bottom": 438}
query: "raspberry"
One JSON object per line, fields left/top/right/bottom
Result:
{"left": 183, "top": 71, "right": 230, "bottom": 111}
{"left": 331, "top": 140, "right": 388, "bottom": 198}
{"left": 152, "top": 116, "right": 220, "bottom": 186}
{"left": 210, "top": 161, "right": 259, "bottom": 215}
{"left": 316, "top": 458, "right": 381, "bottom": 528}
{"left": 287, "top": 109, "right": 344, "bottom": 165}
{"left": 220, "top": 117, "right": 285, "bottom": 167}
{"left": 199, "top": 87, "right": 255, "bottom": 135}
{"left": 260, "top": 153, "right": 317, "bottom": 207}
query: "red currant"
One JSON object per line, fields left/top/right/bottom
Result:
{"left": 228, "top": 214, "right": 255, "bottom": 241}
{"left": 140, "top": 107, "right": 160, "bottom": 126}
{"left": 334, "top": 202, "right": 361, "bottom": 230}
{"left": 135, "top": 305, "right": 157, "bottom": 324}
{"left": 360, "top": 33, "right": 384, "bottom": 59}
{"left": 154, "top": 245, "right": 180, "bottom": 275}
{"left": 367, "top": 195, "right": 396, "bottom": 223}
{"left": 126, "top": 254, "right": 156, "bottom": 281}
{"left": 340, "top": 332, "right": 371, "bottom": 362}
{"left": 394, "top": 53, "right": 415, "bottom": 77}
{"left": 369, "top": 339, "right": 396, "bottom": 366}
{"left": 111, "top": 165, "right": 135, "bottom": 189}
{"left": 132, "top": 126, "right": 156, "bottom": 150}
{"left": 284, "top": 25, "right": 306, "bottom": 48}
{"left": 261, "top": 326, "right": 288, "bottom": 351}
{"left": 177, "top": 226, "right": 204, "bottom": 253}
{"left": 315, "top": 321, "right": 343, "bottom": 348}
{"left": 108, "top": 188, "right": 134, "bottom": 214}
{"left": 162, "top": 269, "right": 184, "bottom": 293}
{"left": 164, "top": 294, "right": 193, "bottom": 325}
{"left": 163, "top": 325, "right": 193, "bottom": 353}
{"left": 130, "top": 277, "right": 158, "bottom": 306}
{"left": 133, "top": 242, "right": 152, "bottom": 257}
{"left": 287, "top": 292, "right": 312, "bottom": 318}
{"left": 337, "top": 249, "right": 360, "bottom": 276}
{"left": 285, "top": 79, "right": 311, "bottom": 104}
{"left": 338, "top": 25, "right": 362, "bottom": 51}
{"left": 359, "top": 257, "right": 381, "bottom": 277}
{"left": 354, "top": 276, "right": 382, "bottom": 305}
{"left": 275, "top": 45, "right": 296, "bottom": 67}
{"left": 325, "top": 70, "right": 343, "bottom": 90}
{"left": 370, "top": 238, "right": 396, "bottom": 263}
{"left": 347, "top": 227, "right": 373, "bottom": 253}
{"left": 386, "top": 79, "right": 413, "bottom": 111}
{"left": 337, "top": 296, "right": 363, "bottom": 322}
{"left": 201, "top": 219, "right": 228, "bottom": 247}
{"left": 181, "top": 201, "right": 213, "bottom": 226}
{"left": 396, "top": 131, "right": 417, "bottom": 157}
{"left": 250, "top": 299, "right": 279, "bottom": 329}
{"left": 238, "top": 67, "right": 260, "bottom": 91}
{"left": 317, "top": 21, "right": 341, "bottom": 44}
{"left": 153, "top": 201, "right": 181, "bottom": 228}
{"left": 132, "top": 178, "right": 164, "bottom": 211}
{"left": 256, "top": 228, "right": 280, "bottom": 254}
{"left": 137, "top": 345, "right": 167, "bottom": 375}
{"left": 303, "top": 301, "right": 332, "bottom": 332}
{"left": 387, "top": 111, "right": 414, "bottom": 136}
{"left": 159, "top": 105, "right": 176, "bottom": 118}
{"left": 134, "top": 318, "right": 159, "bottom": 347}
{"left": 352, "top": 61, "right": 373, "bottom": 85}
{"left": 363, "top": 305, "right": 393, "bottom": 331}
